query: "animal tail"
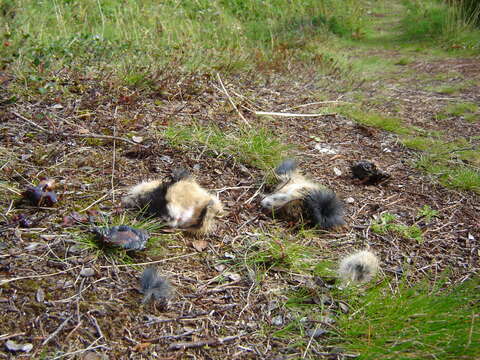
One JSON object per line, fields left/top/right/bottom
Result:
{"left": 140, "top": 266, "right": 173, "bottom": 304}
{"left": 303, "top": 189, "right": 345, "bottom": 229}
{"left": 338, "top": 250, "right": 380, "bottom": 283}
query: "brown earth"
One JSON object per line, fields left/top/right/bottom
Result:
{"left": 0, "top": 57, "right": 479, "bottom": 358}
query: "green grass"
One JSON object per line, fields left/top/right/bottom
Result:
{"left": 436, "top": 101, "right": 480, "bottom": 123}
{"left": 371, "top": 212, "right": 423, "bottom": 243}
{"left": 400, "top": 0, "right": 480, "bottom": 49}
{"left": 1, "top": 0, "right": 369, "bottom": 84}
{"left": 164, "top": 122, "right": 291, "bottom": 171}
{"left": 337, "top": 278, "right": 480, "bottom": 359}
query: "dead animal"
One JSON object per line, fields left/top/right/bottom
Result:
{"left": 350, "top": 160, "right": 390, "bottom": 185}
{"left": 23, "top": 179, "right": 57, "bottom": 206}
{"left": 93, "top": 225, "right": 149, "bottom": 251}
{"left": 123, "top": 169, "right": 223, "bottom": 235}
{"left": 261, "top": 159, "right": 345, "bottom": 229}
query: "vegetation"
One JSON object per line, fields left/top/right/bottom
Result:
{"left": 337, "top": 278, "right": 480, "bottom": 359}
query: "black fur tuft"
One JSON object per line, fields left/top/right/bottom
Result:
{"left": 275, "top": 159, "right": 297, "bottom": 176}
{"left": 139, "top": 169, "right": 189, "bottom": 218}
{"left": 171, "top": 168, "right": 190, "bottom": 182}
{"left": 140, "top": 267, "right": 173, "bottom": 305}
{"left": 303, "top": 189, "right": 345, "bottom": 229}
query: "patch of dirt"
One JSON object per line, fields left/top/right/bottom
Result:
{"left": 0, "top": 66, "right": 478, "bottom": 359}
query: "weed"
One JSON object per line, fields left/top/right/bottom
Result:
{"left": 442, "top": 102, "right": 479, "bottom": 117}
{"left": 417, "top": 205, "right": 439, "bottom": 223}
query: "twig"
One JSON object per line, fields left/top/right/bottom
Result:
{"left": 282, "top": 100, "right": 351, "bottom": 111}
{"left": 90, "top": 315, "right": 105, "bottom": 340}
{"left": 255, "top": 111, "right": 336, "bottom": 118}
{"left": 51, "top": 343, "right": 108, "bottom": 360}
{"left": 79, "top": 192, "right": 110, "bottom": 213}
{"left": 99, "top": 252, "right": 198, "bottom": 269}
{"left": 111, "top": 107, "right": 118, "bottom": 203}
{"left": 42, "top": 316, "right": 72, "bottom": 346}
{"left": 12, "top": 111, "right": 140, "bottom": 146}
{"left": 216, "top": 73, "right": 250, "bottom": 127}
{"left": 0, "top": 266, "right": 80, "bottom": 286}
{"left": 0, "top": 333, "right": 26, "bottom": 341}
{"left": 168, "top": 333, "right": 245, "bottom": 351}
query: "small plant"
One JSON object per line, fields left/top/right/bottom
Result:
{"left": 417, "top": 205, "right": 439, "bottom": 222}
{"left": 371, "top": 212, "right": 423, "bottom": 242}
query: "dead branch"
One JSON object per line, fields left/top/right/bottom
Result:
{"left": 167, "top": 333, "right": 245, "bottom": 351}
{"left": 12, "top": 111, "right": 141, "bottom": 146}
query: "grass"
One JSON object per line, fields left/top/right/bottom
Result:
{"left": 336, "top": 277, "right": 480, "bottom": 359}
{"left": 0, "top": 0, "right": 369, "bottom": 84}
{"left": 371, "top": 212, "right": 423, "bottom": 243}
{"left": 438, "top": 102, "right": 479, "bottom": 121}
{"left": 400, "top": 0, "right": 480, "bottom": 48}
{"left": 163, "top": 122, "right": 292, "bottom": 171}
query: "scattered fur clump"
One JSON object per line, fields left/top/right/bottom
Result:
{"left": 140, "top": 266, "right": 173, "bottom": 305}
{"left": 338, "top": 250, "right": 380, "bottom": 284}
{"left": 123, "top": 169, "right": 223, "bottom": 235}
{"left": 261, "top": 159, "right": 345, "bottom": 229}
{"left": 350, "top": 160, "right": 390, "bottom": 185}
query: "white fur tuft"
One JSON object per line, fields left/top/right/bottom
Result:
{"left": 338, "top": 250, "right": 380, "bottom": 284}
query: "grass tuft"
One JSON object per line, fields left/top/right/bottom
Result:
{"left": 164, "top": 122, "right": 291, "bottom": 171}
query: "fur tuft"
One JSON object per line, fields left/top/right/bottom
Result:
{"left": 275, "top": 159, "right": 298, "bottom": 177}
{"left": 140, "top": 266, "right": 173, "bottom": 304}
{"left": 338, "top": 250, "right": 379, "bottom": 284}
{"left": 303, "top": 189, "right": 345, "bottom": 229}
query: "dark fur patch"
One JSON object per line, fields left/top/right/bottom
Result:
{"left": 303, "top": 189, "right": 345, "bottom": 229}
{"left": 275, "top": 159, "right": 297, "bottom": 176}
{"left": 135, "top": 170, "right": 189, "bottom": 218}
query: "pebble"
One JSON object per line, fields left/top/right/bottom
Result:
{"left": 80, "top": 268, "right": 95, "bottom": 277}
{"left": 307, "top": 327, "right": 328, "bottom": 338}
{"left": 272, "top": 315, "right": 283, "bottom": 326}
{"left": 345, "top": 197, "right": 355, "bottom": 204}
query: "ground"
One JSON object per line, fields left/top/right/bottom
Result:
{"left": 0, "top": 1, "right": 479, "bottom": 359}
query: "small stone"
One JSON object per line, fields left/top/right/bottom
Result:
{"left": 36, "top": 287, "right": 45, "bottom": 303}
{"left": 0, "top": 242, "right": 7, "bottom": 250}
{"left": 314, "top": 144, "right": 337, "bottom": 154}
{"left": 338, "top": 302, "right": 349, "bottom": 314}
{"left": 68, "top": 245, "right": 84, "bottom": 255}
{"left": 132, "top": 136, "right": 143, "bottom": 144}
{"left": 333, "top": 167, "right": 342, "bottom": 176}
{"left": 320, "top": 315, "right": 336, "bottom": 324}
{"left": 214, "top": 264, "right": 226, "bottom": 272}
{"left": 5, "top": 340, "right": 33, "bottom": 352}
{"left": 80, "top": 268, "right": 95, "bottom": 277}
{"left": 345, "top": 197, "right": 355, "bottom": 204}
{"left": 225, "top": 272, "right": 241, "bottom": 282}
{"left": 272, "top": 315, "right": 283, "bottom": 326}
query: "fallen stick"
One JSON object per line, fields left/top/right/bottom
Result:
{"left": 168, "top": 333, "right": 244, "bottom": 351}
{"left": 255, "top": 111, "right": 336, "bottom": 117}
{"left": 42, "top": 316, "right": 73, "bottom": 346}
{"left": 12, "top": 111, "right": 140, "bottom": 146}
{"left": 0, "top": 266, "right": 81, "bottom": 286}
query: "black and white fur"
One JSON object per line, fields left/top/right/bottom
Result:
{"left": 123, "top": 169, "right": 223, "bottom": 235}
{"left": 338, "top": 250, "right": 380, "bottom": 284}
{"left": 261, "top": 159, "right": 345, "bottom": 229}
